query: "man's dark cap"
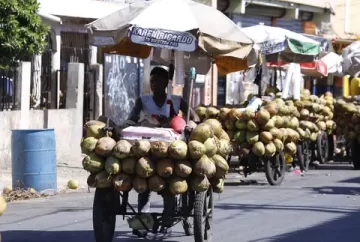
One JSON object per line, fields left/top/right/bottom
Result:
{"left": 150, "top": 66, "right": 169, "bottom": 80}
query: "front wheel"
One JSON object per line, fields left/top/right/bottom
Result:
{"left": 93, "top": 187, "right": 120, "bottom": 242}
{"left": 265, "top": 152, "right": 286, "bottom": 186}
{"left": 297, "top": 141, "right": 311, "bottom": 172}
{"left": 193, "top": 188, "right": 213, "bottom": 242}
{"left": 317, "top": 131, "right": 329, "bottom": 164}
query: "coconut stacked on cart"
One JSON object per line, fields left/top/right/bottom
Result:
{"left": 80, "top": 119, "right": 231, "bottom": 194}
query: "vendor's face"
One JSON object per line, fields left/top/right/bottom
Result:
{"left": 150, "top": 74, "right": 168, "bottom": 95}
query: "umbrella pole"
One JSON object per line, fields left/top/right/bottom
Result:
{"left": 186, "top": 67, "right": 196, "bottom": 124}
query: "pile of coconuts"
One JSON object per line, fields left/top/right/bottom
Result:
{"left": 334, "top": 96, "right": 360, "bottom": 145}
{"left": 195, "top": 89, "right": 336, "bottom": 163}
{"left": 80, "top": 118, "right": 232, "bottom": 195}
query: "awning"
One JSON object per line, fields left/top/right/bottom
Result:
{"left": 38, "top": 11, "right": 62, "bottom": 24}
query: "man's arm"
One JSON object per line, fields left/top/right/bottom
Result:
{"left": 127, "top": 97, "right": 143, "bottom": 123}
{"left": 180, "top": 98, "right": 200, "bottom": 122}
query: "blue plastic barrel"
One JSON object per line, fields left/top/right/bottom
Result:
{"left": 11, "top": 129, "right": 57, "bottom": 191}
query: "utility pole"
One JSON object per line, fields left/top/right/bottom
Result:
{"left": 211, "top": 0, "right": 218, "bottom": 106}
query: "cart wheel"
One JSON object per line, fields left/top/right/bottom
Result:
{"left": 193, "top": 188, "right": 213, "bottom": 242}
{"left": 265, "top": 151, "right": 286, "bottom": 186}
{"left": 93, "top": 187, "right": 120, "bottom": 242}
{"left": 182, "top": 191, "right": 194, "bottom": 236}
{"left": 297, "top": 141, "right": 311, "bottom": 172}
{"left": 351, "top": 140, "right": 360, "bottom": 170}
{"left": 317, "top": 131, "right": 329, "bottom": 164}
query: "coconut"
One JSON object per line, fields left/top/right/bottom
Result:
{"left": 193, "top": 155, "right": 216, "bottom": 178}
{"left": 217, "top": 139, "right": 232, "bottom": 157}
{"left": 212, "top": 154, "right": 229, "bottom": 178}
{"left": 151, "top": 141, "right": 169, "bottom": 158}
{"left": 0, "top": 195, "right": 7, "bottom": 216}
{"left": 206, "top": 107, "right": 220, "bottom": 118}
{"left": 85, "top": 120, "right": 106, "bottom": 138}
{"left": 169, "top": 177, "right": 188, "bottom": 195}
{"left": 274, "top": 116, "right": 284, "bottom": 128}
{"left": 190, "top": 123, "right": 214, "bottom": 143}
{"left": 310, "top": 132, "right": 318, "bottom": 142}
{"left": 188, "top": 140, "right": 206, "bottom": 159}
{"left": 252, "top": 142, "right": 265, "bottom": 156}
{"left": 174, "top": 160, "right": 192, "bottom": 177}
{"left": 113, "top": 140, "right": 132, "bottom": 159}
{"left": 300, "top": 109, "right": 310, "bottom": 119}
{"left": 265, "top": 142, "right": 276, "bottom": 157}
{"left": 148, "top": 175, "right": 165, "bottom": 192}
{"left": 204, "top": 119, "right": 223, "bottom": 137}
{"left": 288, "top": 117, "right": 299, "bottom": 129}
{"left": 195, "top": 106, "right": 207, "bottom": 121}
{"left": 81, "top": 137, "right": 98, "bottom": 155}
{"left": 263, "top": 119, "right": 275, "bottom": 131}
{"left": 204, "top": 138, "right": 218, "bottom": 157}
{"left": 219, "top": 107, "right": 231, "bottom": 120}
{"left": 132, "top": 140, "right": 151, "bottom": 157}
{"left": 264, "top": 103, "right": 278, "bottom": 116}
{"left": 224, "top": 118, "right": 236, "bottom": 130}
{"left": 94, "top": 170, "right": 113, "bottom": 188}
{"left": 136, "top": 157, "right": 155, "bottom": 178}
{"left": 273, "top": 139, "right": 284, "bottom": 152}
{"left": 242, "top": 110, "right": 255, "bottom": 121}
{"left": 270, "top": 128, "right": 282, "bottom": 140}
{"left": 284, "top": 142, "right": 297, "bottom": 155}
{"left": 113, "top": 173, "right": 133, "bottom": 192}
{"left": 247, "top": 119, "right": 260, "bottom": 132}
{"left": 95, "top": 137, "right": 116, "bottom": 157}
{"left": 104, "top": 156, "right": 121, "bottom": 175}
{"left": 191, "top": 176, "right": 210, "bottom": 192}
{"left": 87, "top": 173, "right": 96, "bottom": 188}
{"left": 317, "top": 121, "right": 327, "bottom": 131}
{"left": 259, "top": 131, "right": 273, "bottom": 144}
{"left": 67, "top": 180, "right": 79, "bottom": 190}
{"left": 211, "top": 178, "right": 225, "bottom": 194}
{"left": 156, "top": 159, "right": 174, "bottom": 178}
{"left": 169, "top": 140, "right": 188, "bottom": 160}
{"left": 122, "top": 157, "right": 137, "bottom": 174}
{"left": 234, "top": 131, "right": 246, "bottom": 143}
{"left": 229, "top": 108, "right": 243, "bottom": 121}
{"left": 246, "top": 131, "right": 259, "bottom": 145}
{"left": 82, "top": 153, "right": 104, "bottom": 173}
{"left": 219, "top": 130, "right": 231, "bottom": 141}
{"left": 133, "top": 176, "right": 148, "bottom": 193}
{"left": 235, "top": 120, "right": 247, "bottom": 130}
{"left": 256, "top": 109, "right": 271, "bottom": 125}
{"left": 2, "top": 186, "right": 12, "bottom": 195}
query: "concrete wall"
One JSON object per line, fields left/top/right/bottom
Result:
{"left": 0, "top": 109, "right": 79, "bottom": 169}
{"left": 332, "top": 0, "right": 360, "bottom": 39}
{"left": 0, "top": 62, "right": 88, "bottom": 169}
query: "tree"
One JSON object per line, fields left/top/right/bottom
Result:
{"left": 0, "top": 0, "right": 49, "bottom": 69}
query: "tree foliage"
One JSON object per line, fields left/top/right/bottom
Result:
{"left": 0, "top": 0, "right": 49, "bottom": 69}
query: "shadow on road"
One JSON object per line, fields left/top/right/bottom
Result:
{"left": 305, "top": 186, "right": 360, "bottom": 196}
{"left": 0, "top": 230, "right": 181, "bottom": 242}
{"left": 215, "top": 203, "right": 356, "bottom": 214}
{"left": 313, "top": 163, "right": 354, "bottom": 170}
{"left": 338, "top": 176, "right": 360, "bottom": 184}
{"left": 247, "top": 209, "right": 360, "bottom": 242}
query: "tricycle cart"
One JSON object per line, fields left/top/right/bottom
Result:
{"left": 93, "top": 185, "right": 213, "bottom": 242}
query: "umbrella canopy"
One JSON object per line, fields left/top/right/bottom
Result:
{"left": 242, "top": 25, "right": 321, "bottom": 63}
{"left": 86, "top": 0, "right": 255, "bottom": 74}
{"left": 342, "top": 41, "right": 360, "bottom": 76}
{"left": 269, "top": 52, "right": 343, "bottom": 77}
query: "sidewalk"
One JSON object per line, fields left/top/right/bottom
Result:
{"left": 0, "top": 162, "right": 90, "bottom": 193}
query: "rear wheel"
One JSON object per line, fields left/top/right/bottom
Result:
{"left": 93, "top": 187, "right": 120, "bottom": 242}
{"left": 265, "top": 152, "right": 286, "bottom": 186}
{"left": 297, "top": 141, "right": 311, "bottom": 172}
{"left": 193, "top": 188, "right": 213, "bottom": 242}
{"left": 317, "top": 131, "right": 329, "bottom": 164}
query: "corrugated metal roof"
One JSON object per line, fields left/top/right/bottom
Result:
{"left": 38, "top": 0, "right": 127, "bottom": 19}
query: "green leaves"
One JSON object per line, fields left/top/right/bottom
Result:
{"left": 0, "top": 0, "right": 49, "bottom": 69}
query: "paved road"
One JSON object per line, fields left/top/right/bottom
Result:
{"left": 1, "top": 164, "right": 360, "bottom": 242}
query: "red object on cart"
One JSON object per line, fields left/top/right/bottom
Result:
{"left": 170, "top": 116, "right": 186, "bottom": 134}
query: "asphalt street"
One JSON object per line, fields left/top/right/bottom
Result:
{"left": 1, "top": 164, "right": 360, "bottom": 242}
